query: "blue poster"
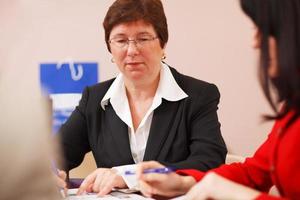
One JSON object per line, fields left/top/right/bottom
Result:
{"left": 40, "top": 61, "right": 98, "bottom": 132}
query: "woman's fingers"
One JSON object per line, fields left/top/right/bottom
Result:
{"left": 92, "top": 170, "right": 105, "bottom": 192}
{"left": 97, "top": 170, "right": 112, "bottom": 195}
{"left": 78, "top": 168, "right": 126, "bottom": 196}
{"left": 139, "top": 180, "right": 155, "bottom": 197}
{"left": 53, "top": 170, "right": 67, "bottom": 188}
{"left": 77, "top": 171, "right": 97, "bottom": 195}
{"left": 97, "top": 170, "right": 126, "bottom": 196}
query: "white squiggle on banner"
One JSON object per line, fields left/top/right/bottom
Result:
{"left": 56, "top": 58, "right": 83, "bottom": 81}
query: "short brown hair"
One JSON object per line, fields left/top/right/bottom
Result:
{"left": 103, "top": 0, "right": 168, "bottom": 52}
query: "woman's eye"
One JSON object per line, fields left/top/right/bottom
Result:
{"left": 116, "top": 39, "right": 127, "bottom": 43}
{"left": 137, "top": 38, "right": 150, "bottom": 42}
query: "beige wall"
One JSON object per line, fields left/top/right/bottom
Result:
{"left": 1, "top": 0, "right": 273, "bottom": 177}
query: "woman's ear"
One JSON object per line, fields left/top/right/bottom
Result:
{"left": 252, "top": 27, "right": 261, "bottom": 49}
{"left": 268, "top": 36, "right": 278, "bottom": 78}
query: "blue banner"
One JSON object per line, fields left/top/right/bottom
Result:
{"left": 40, "top": 61, "right": 98, "bottom": 132}
{"left": 40, "top": 62, "right": 98, "bottom": 94}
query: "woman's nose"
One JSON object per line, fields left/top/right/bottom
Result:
{"left": 126, "top": 41, "right": 140, "bottom": 56}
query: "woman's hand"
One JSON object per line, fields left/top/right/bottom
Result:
{"left": 77, "top": 168, "right": 126, "bottom": 196}
{"left": 137, "top": 161, "right": 196, "bottom": 198}
{"left": 53, "top": 169, "right": 67, "bottom": 196}
{"left": 184, "top": 172, "right": 261, "bottom": 200}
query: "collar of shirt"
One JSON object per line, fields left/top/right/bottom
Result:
{"left": 100, "top": 63, "right": 188, "bottom": 115}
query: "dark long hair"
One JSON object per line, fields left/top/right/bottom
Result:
{"left": 240, "top": 0, "right": 300, "bottom": 123}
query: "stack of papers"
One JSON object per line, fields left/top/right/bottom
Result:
{"left": 65, "top": 188, "right": 185, "bottom": 200}
{"left": 65, "top": 189, "right": 152, "bottom": 200}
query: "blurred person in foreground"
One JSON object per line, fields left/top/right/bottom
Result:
{"left": 0, "top": 68, "right": 62, "bottom": 199}
{"left": 137, "top": 0, "right": 300, "bottom": 199}
{"left": 57, "top": 0, "right": 227, "bottom": 196}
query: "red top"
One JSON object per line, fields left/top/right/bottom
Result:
{"left": 177, "top": 112, "right": 300, "bottom": 199}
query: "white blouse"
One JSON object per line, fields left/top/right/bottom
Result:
{"left": 100, "top": 63, "right": 188, "bottom": 188}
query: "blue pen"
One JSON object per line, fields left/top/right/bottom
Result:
{"left": 125, "top": 167, "right": 174, "bottom": 175}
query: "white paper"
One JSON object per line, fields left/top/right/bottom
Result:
{"left": 65, "top": 189, "right": 153, "bottom": 200}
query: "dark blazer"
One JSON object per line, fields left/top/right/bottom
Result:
{"left": 59, "top": 66, "right": 227, "bottom": 172}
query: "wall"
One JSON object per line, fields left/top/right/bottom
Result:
{"left": 0, "top": 0, "right": 273, "bottom": 177}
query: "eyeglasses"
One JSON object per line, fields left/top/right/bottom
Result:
{"left": 109, "top": 35, "right": 158, "bottom": 49}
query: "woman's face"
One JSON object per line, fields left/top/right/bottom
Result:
{"left": 109, "top": 20, "right": 165, "bottom": 85}
{"left": 253, "top": 27, "right": 278, "bottom": 78}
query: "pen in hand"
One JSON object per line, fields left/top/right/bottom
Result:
{"left": 125, "top": 167, "right": 174, "bottom": 175}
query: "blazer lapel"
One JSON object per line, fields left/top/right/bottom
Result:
{"left": 105, "top": 105, "right": 134, "bottom": 163}
{"left": 143, "top": 100, "right": 180, "bottom": 161}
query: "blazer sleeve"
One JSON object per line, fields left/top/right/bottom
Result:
{"left": 162, "top": 84, "right": 227, "bottom": 171}
{"left": 57, "top": 87, "right": 91, "bottom": 171}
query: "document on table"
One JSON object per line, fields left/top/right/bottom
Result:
{"left": 65, "top": 189, "right": 186, "bottom": 200}
{"left": 65, "top": 189, "right": 153, "bottom": 200}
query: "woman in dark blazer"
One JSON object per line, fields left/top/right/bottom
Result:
{"left": 58, "top": 0, "right": 227, "bottom": 196}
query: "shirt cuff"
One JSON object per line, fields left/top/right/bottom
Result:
{"left": 113, "top": 164, "right": 138, "bottom": 189}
